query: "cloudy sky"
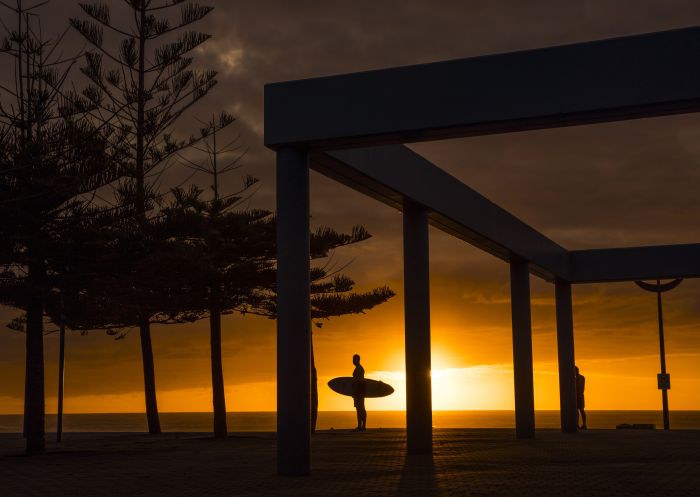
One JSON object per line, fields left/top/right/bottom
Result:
{"left": 3, "top": 0, "right": 700, "bottom": 417}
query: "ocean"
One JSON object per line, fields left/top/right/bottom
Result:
{"left": 1, "top": 410, "right": 700, "bottom": 433}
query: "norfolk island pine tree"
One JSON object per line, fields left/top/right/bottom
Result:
{"left": 0, "top": 0, "right": 123, "bottom": 454}
{"left": 70, "top": 0, "right": 227, "bottom": 433}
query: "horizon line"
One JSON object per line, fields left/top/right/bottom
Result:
{"left": 2, "top": 409, "right": 700, "bottom": 416}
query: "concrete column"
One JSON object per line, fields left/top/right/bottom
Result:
{"left": 276, "top": 148, "right": 311, "bottom": 476}
{"left": 555, "top": 279, "right": 578, "bottom": 433}
{"left": 403, "top": 200, "right": 432, "bottom": 454}
{"left": 510, "top": 259, "right": 535, "bottom": 439}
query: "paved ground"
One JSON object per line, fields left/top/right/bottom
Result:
{"left": 1, "top": 429, "right": 699, "bottom": 497}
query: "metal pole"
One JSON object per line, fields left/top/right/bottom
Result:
{"left": 56, "top": 292, "right": 65, "bottom": 443}
{"left": 403, "top": 200, "right": 432, "bottom": 454}
{"left": 276, "top": 148, "right": 311, "bottom": 476}
{"left": 635, "top": 278, "right": 680, "bottom": 431}
{"left": 656, "top": 281, "right": 670, "bottom": 430}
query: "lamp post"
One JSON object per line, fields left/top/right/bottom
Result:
{"left": 634, "top": 278, "right": 682, "bottom": 430}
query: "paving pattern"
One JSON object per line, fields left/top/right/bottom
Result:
{"left": 1, "top": 429, "right": 699, "bottom": 497}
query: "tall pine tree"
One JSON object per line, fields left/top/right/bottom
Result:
{"left": 71, "top": 0, "right": 224, "bottom": 433}
{"left": 0, "top": 0, "right": 120, "bottom": 454}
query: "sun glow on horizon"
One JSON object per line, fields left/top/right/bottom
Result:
{"left": 318, "top": 348, "right": 520, "bottom": 411}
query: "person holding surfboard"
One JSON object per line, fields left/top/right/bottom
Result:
{"left": 327, "top": 360, "right": 394, "bottom": 430}
{"left": 352, "top": 354, "right": 367, "bottom": 431}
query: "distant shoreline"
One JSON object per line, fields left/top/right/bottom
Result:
{"left": 3, "top": 409, "right": 700, "bottom": 415}
{"left": 2, "top": 410, "right": 700, "bottom": 433}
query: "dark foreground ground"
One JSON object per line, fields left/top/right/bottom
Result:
{"left": 2, "top": 429, "right": 699, "bottom": 497}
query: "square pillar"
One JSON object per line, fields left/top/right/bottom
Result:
{"left": 403, "top": 200, "right": 432, "bottom": 454}
{"left": 276, "top": 148, "right": 311, "bottom": 476}
{"left": 510, "top": 259, "right": 535, "bottom": 439}
{"left": 555, "top": 279, "right": 578, "bottom": 433}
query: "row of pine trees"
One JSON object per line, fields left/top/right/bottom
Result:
{"left": 0, "top": 0, "right": 394, "bottom": 455}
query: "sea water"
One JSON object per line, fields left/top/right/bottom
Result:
{"left": 1, "top": 411, "right": 700, "bottom": 433}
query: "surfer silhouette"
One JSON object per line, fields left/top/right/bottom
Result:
{"left": 352, "top": 354, "right": 367, "bottom": 431}
{"left": 575, "top": 365, "right": 587, "bottom": 430}
{"left": 327, "top": 364, "right": 394, "bottom": 429}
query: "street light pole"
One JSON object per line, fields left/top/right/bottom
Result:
{"left": 655, "top": 282, "right": 670, "bottom": 431}
{"left": 634, "top": 278, "right": 682, "bottom": 431}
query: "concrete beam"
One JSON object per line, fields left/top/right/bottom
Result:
{"left": 555, "top": 280, "right": 578, "bottom": 433}
{"left": 569, "top": 244, "right": 700, "bottom": 283}
{"left": 276, "top": 149, "right": 311, "bottom": 476}
{"left": 311, "top": 146, "right": 568, "bottom": 281}
{"left": 510, "top": 260, "right": 535, "bottom": 439}
{"left": 403, "top": 201, "right": 433, "bottom": 454}
{"left": 266, "top": 27, "right": 700, "bottom": 149}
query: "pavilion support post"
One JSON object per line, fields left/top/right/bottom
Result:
{"left": 403, "top": 200, "right": 432, "bottom": 454}
{"left": 510, "top": 259, "right": 535, "bottom": 439}
{"left": 555, "top": 279, "right": 578, "bottom": 433}
{"left": 276, "top": 148, "right": 311, "bottom": 476}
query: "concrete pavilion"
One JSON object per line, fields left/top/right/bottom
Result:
{"left": 264, "top": 27, "right": 700, "bottom": 475}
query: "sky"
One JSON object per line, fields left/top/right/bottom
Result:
{"left": 3, "top": 0, "right": 700, "bottom": 415}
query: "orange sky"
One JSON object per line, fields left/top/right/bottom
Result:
{"left": 2, "top": 225, "right": 700, "bottom": 414}
{"left": 3, "top": 0, "right": 700, "bottom": 415}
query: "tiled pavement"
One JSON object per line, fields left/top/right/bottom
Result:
{"left": 2, "top": 429, "right": 699, "bottom": 496}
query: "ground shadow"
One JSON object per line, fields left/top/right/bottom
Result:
{"left": 397, "top": 453, "right": 439, "bottom": 496}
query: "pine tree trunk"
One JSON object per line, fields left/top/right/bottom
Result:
{"left": 24, "top": 262, "right": 45, "bottom": 455}
{"left": 311, "top": 331, "right": 318, "bottom": 434}
{"left": 210, "top": 298, "right": 227, "bottom": 438}
{"left": 133, "top": 1, "right": 160, "bottom": 437}
{"left": 139, "top": 315, "right": 161, "bottom": 434}
{"left": 56, "top": 295, "right": 66, "bottom": 443}
{"left": 23, "top": 360, "right": 28, "bottom": 438}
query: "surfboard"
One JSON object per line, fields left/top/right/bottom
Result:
{"left": 328, "top": 377, "right": 394, "bottom": 398}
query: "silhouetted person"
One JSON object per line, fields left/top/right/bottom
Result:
{"left": 352, "top": 354, "right": 366, "bottom": 431}
{"left": 575, "top": 365, "right": 587, "bottom": 430}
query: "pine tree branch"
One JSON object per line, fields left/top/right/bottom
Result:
{"left": 78, "top": 2, "right": 134, "bottom": 38}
